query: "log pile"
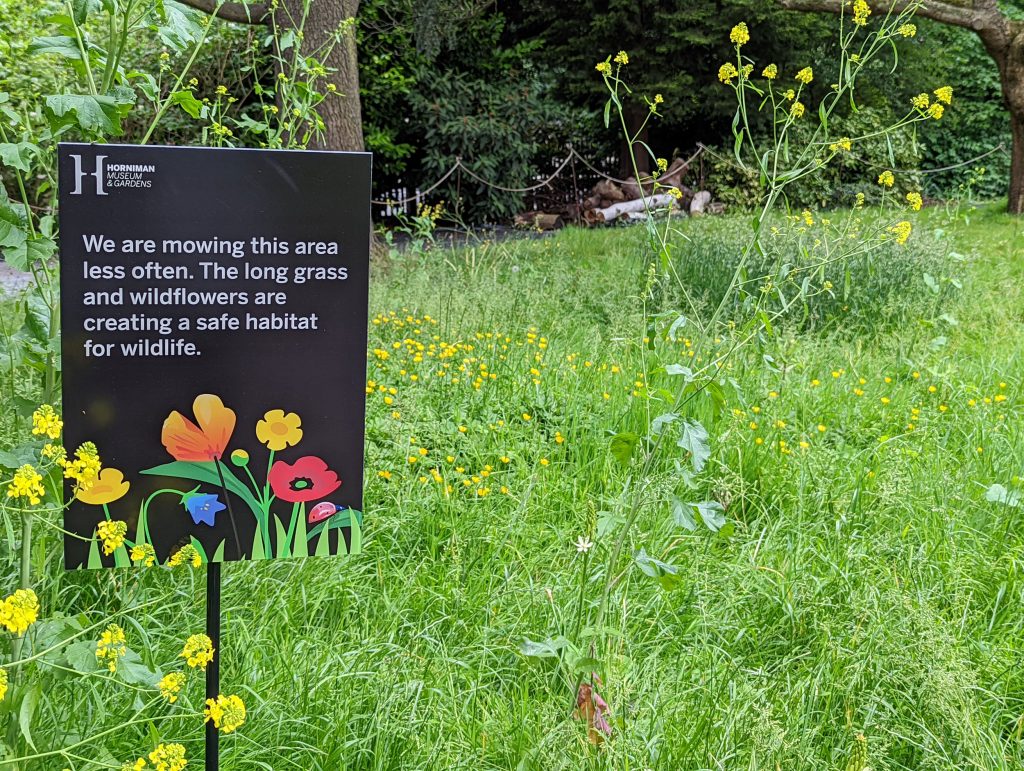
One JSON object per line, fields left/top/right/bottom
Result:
{"left": 514, "top": 156, "right": 723, "bottom": 230}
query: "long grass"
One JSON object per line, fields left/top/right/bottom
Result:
{"left": 6, "top": 202, "right": 1024, "bottom": 769}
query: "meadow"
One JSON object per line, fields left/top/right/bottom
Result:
{"left": 3, "top": 200, "right": 1021, "bottom": 769}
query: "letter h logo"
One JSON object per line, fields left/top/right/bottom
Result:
{"left": 69, "top": 154, "right": 107, "bottom": 196}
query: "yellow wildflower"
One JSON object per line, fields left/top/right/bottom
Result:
{"left": 205, "top": 694, "right": 246, "bottom": 733}
{"left": 878, "top": 170, "right": 895, "bottom": 187}
{"left": 0, "top": 668, "right": 7, "bottom": 701}
{"left": 168, "top": 544, "right": 202, "bottom": 568}
{"left": 148, "top": 743, "right": 187, "bottom": 771}
{"left": 934, "top": 86, "right": 953, "bottom": 105}
{"left": 906, "top": 192, "right": 923, "bottom": 211}
{"left": 889, "top": 221, "right": 912, "bottom": 245}
{"left": 730, "top": 23, "right": 750, "bottom": 46}
{"left": 791, "top": 101, "right": 806, "bottom": 118}
{"left": 96, "top": 624, "right": 127, "bottom": 673}
{"left": 7, "top": 465, "right": 45, "bottom": 506}
{"left": 796, "top": 67, "right": 813, "bottom": 84}
{"left": 852, "top": 0, "right": 870, "bottom": 25}
{"left": 181, "top": 633, "right": 215, "bottom": 670}
{"left": 97, "top": 520, "right": 127, "bottom": 555}
{"left": 0, "top": 589, "right": 39, "bottom": 634}
{"left": 32, "top": 405, "right": 62, "bottom": 440}
{"left": 911, "top": 93, "right": 930, "bottom": 110}
{"left": 62, "top": 442, "right": 102, "bottom": 493}
{"left": 595, "top": 60, "right": 612, "bottom": 76}
{"left": 898, "top": 23, "right": 917, "bottom": 37}
{"left": 131, "top": 543, "right": 156, "bottom": 567}
{"left": 158, "top": 671, "right": 186, "bottom": 703}
{"left": 762, "top": 64, "right": 777, "bottom": 80}
{"left": 719, "top": 63, "right": 739, "bottom": 84}
{"left": 613, "top": 51, "right": 629, "bottom": 65}
{"left": 829, "top": 137, "right": 852, "bottom": 153}
{"left": 928, "top": 103, "right": 944, "bottom": 120}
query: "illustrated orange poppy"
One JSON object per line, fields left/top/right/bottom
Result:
{"left": 77, "top": 468, "right": 130, "bottom": 505}
{"left": 162, "top": 394, "right": 236, "bottom": 462}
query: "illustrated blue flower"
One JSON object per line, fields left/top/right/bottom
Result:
{"left": 180, "top": 488, "right": 226, "bottom": 527}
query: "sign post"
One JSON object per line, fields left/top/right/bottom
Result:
{"left": 58, "top": 144, "right": 371, "bottom": 767}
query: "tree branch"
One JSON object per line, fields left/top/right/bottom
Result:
{"left": 776, "top": 0, "right": 1002, "bottom": 33}
{"left": 175, "top": 0, "right": 270, "bottom": 25}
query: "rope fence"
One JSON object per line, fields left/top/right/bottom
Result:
{"left": 373, "top": 141, "right": 1009, "bottom": 215}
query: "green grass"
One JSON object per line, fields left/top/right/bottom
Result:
{"left": 5, "top": 201, "right": 1024, "bottom": 769}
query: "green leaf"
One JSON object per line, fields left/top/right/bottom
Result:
{"left": 690, "top": 500, "right": 726, "bottom": 532}
{"left": 651, "top": 412, "right": 678, "bottom": 436}
{"left": 348, "top": 515, "right": 362, "bottom": 555}
{"left": 671, "top": 497, "right": 696, "bottom": 531}
{"left": 305, "top": 507, "right": 363, "bottom": 541}
{"left": 189, "top": 537, "right": 208, "bottom": 564}
{"left": 65, "top": 640, "right": 100, "bottom": 674}
{"left": 609, "top": 431, "right": 639, "bottom": 469}
{"left": 71, "top": 0, "right": 103, "bottom": 25}
{"left": 28, "top": 35, "right": 82, "bottom": 60}
{"left": 18, "top": 685, "right": 39, "bottom": 750}
{"left": 169, "top": 89, "right": 203, "bottom": 119}
{"left": 667, "top": 314, "right": 687, "bottom": 341}
{"left": 212, "top": 539, "right": 226, "bottom": 562}
{"left": 633, "top": 548, "right": 681, "bottom": 590}
{"left": 664, "top": 364, "right": 694, "bottom": 379}
{"left": 314, "top": 525, "right": 331, "bottom": 557}
{"left": 45, "top": 94, "right": 123, "bottom": 136}
{"left": 156, "top": 2, "right": 205, "bottom": 52}
{"left": 5, "top": 235, "right": 56, "bottom": 273}
{"left": 86, "top": 534, "right": 103, "bottom": 569}
{"left": 0, "top": 143, "right": 36, "bottom": 173}
{"left": 250, "top": 522, "right": 266, "bottom": 560}
{"left": 677, "top": 420, "right": 710, "bottom": 474}
{"left": 520, "top": 636, "right": 569, "bottom": 659}
{"left": 274, "top": 514, "right": 288, "bottom": 558}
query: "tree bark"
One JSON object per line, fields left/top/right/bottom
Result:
{"left": 619, "top": 101, "right": 651, "bottom": 177}
{"left": 281, "top": 0, "right": 364, "bottom": 151}
{"left": 778, "top": 0, "right": 1024, "bottom": 213}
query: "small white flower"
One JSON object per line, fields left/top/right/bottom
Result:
{"left": 574, "top": 536, "right": 594, "bottom": 553}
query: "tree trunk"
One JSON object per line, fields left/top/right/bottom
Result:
{"left": 281, "top": 0, "right": 364, "bottom": 152}
{"left": 619, "top": 102, "right": 650, "bottom": 178}
{"left": 1003, "top": 25, "right": 1024, "bottom": 214}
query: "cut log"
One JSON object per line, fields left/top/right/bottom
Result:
{"left": 689, "top": 190, "right": 712, "bottom": 216}
{"left": 582, "top": 194, "right": 602, "bottom": 210}
{"left": 592, "top": 179, "right": 625, "bottom": 202}
{"left": 592, "top": 193, "right": 678, "bottom": 222}
{"left": 514, "top": 211, "right": 564, "bottom": 230}
{"left": 622, "top": 157, "right": 690, "bottom": 201}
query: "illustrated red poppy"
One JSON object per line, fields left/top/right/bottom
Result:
{"left": 268, "top": 456, "right": 341, "bottom": 503}
{"left": 162, "top": 394, "right": 236, "bottom": 462}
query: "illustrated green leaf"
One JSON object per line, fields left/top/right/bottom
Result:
{"left": 305, "top": 508, "right": 362, "bottom": 541}
{"left": 677, "top": 419, "right": 710, "bottom": 473}
{"left": 141, "top": 461, "right": 263, "bottom": 518}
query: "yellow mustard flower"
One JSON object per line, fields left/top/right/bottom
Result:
{"left": 852, "top": 0, "right": 870, "bottom": 25}
{"left": 907, "top": 192, "right": 923, "bottom": 211}
{"left": 911, "top": 93, "right": 930, "bottom": 110}
{"left": 32, "top": 405, "right": 62, "bottom": 440}
{"left": 934, "top": 86, "right": 953, "bottom": 105}
{"left": 613, "top": 50, "right": 629, "bottom": 66}
{"left": 889, "top": 221, "right": 912, "bottom": 245}
{"left": 898, "top": 23, "right": 917, "bottom": 37}
{"left": 796, "top": 67, "right": 813, "bottom": 84}
{"left": 719, "top": 63, "right": 739, "bottom": 84}
{"left": 78, "top": 468, "right": 130, "bottom": 505}
{"left": 730, "top": 22, "right": 750, "bottom": 46}
{"left": 791, "top": 101, "right": 806, "bottom": 118}
{"left": 205, "top": 694, "right": 246, "bottom": 733}
{"left": 97, "top": 520, "right": 127, "bottom": 556}
{"left": 96, "top": 623, "right": 127, "bottom": 672}
{"left": 62, "top": 442, "right": 102, "bottom": 493}
{"left": 131, "top": 543, "right": 156, "bottom": 567}
{"left": 256, "top": 409, "right": 303, "bottom": 452}
{"left": 168, "top": 544, "right": 202, "bottom": 568}
{"left": 148, "top": 743, "right": 187, "bottom": 771}
{"left": 928, "top": 103, "right": 944, "bottom": 119}
{"left": 158, "top": 671, "right": 186, "bottom": 703}
{"left": 181, "top": 633, "right": 215, "bottom": 670}
{"left": 762, "top": 63, "right": 778, "bottom": 80}
{"left": 7, "top": 464, "right": 44, "bottom": 506}
{"left": 0, "top": 668, "right": 7, "bottom": 701}
{"left": 878, "top": 170, "right": 895, "bottom": 187}
{"left": 0, "top": 589, "right": 39, "bottom": 634}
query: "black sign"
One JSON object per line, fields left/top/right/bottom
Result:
{"left": 59, "top": 143, "right": 370, "bottom": 569}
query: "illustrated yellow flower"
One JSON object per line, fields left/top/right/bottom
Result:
{"left": 96, "top": 623, "right": 127, "bottom": 672}
{"left": 791, "top": 101, "right": 806, "bottom": 118}
{"left": 32, "top": 405, "right": 62, "bottom": 440}
{"left": 851, "top": 0, "right": 870, "bottom": 25}
{"left": 898, "top": 23, "right": 917, "bottom": 37}
{"left": 97, "top": 520, "right": 128, "bottom": 555}
{"left": 205, "top": 694, "right": 246, "bottom": 733}
{"left": 181, "top": 633, "right": 215, "bottom": 670}
{"left": 613, "top": 50, "right": 629, "bottom": 66}
{"left": 158, "top": 671, "right": 186, "bottom": 703}
{"left": 131, "top": 543, "right": 156, "bottom": 567}
{"left": 168, "top": 544, "right": 202, "bottom": 568}
{"left": 796, "top": 67, "right": 813, "bottom": 84}
{"left": 0, "top": 589, "right": 38, "bottom": 634}
{"left": 730, "top": 22, "right": 750, "bottom": 46}
{"left": 889, "top": 221, "right": 912, "bottom": 245}
{"left": 7, "top": 464, "right": 45, "bottom": 506}
{"left": 762, "top": 63, "right": 778, "bottom": 80}
{"left": 878, "top": 170, "right": 895, "bottom": 187}
{"left": 906, "top": 192, "right": 923, "bottom": 211}
{"left": 148, "top": 743, "right": 187, "bottom": 771}
{"left": 256, "top": 409, "right": 303, "bottom": 452}
{"left": 230, "top": 448, "right": 249, "bottom": 467}
{"left": 718, "top": 62, "right": 739, "bottom": 84}
{"left": 78, "top": 468, "right": 130, "bottom": 505}
{"left": 595, "top": 60, "right": 611, "bottom": 76}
